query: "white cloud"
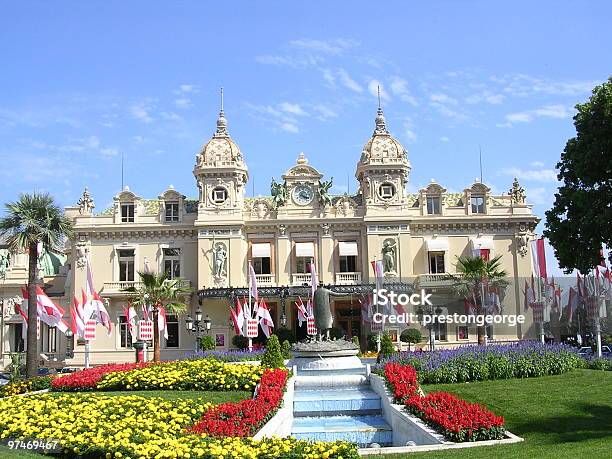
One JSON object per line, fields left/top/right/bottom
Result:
{"left": 322, "top": 69, "right": 336, "bottom": 86}
{"left": 175, "top": 97, "right": 192, "bottom": 109}
{"left": 533, "top": 104, "right": 571, "bottom": 118}
{"left": 506, "top": 112, "right": 532, "bottom": 123}
{"left": 160, "top": 111, "right": 181, "bottom": 121}
{"left": 313, "top": 104, "right": 338, "bottom": 119}
{"left": 280, "top": 122, "right": 299, "bottom": 133}
{"left": 464, "top": 91, "right": 505, "bottom": 105}
{"left": 289, "top": 38, "right": 358, "bottom": 55}
{"left": 440, "top": 136, "right": 450, "bottom": 142}
{"left": 130, "top": 102, "right": 153, "bottom": 123}
{"left": 530, "top": 161, "right": 545, "bottom": 167}
{"left": 279, "top": 102, "right": 308, "bottom": 116}
{"left": 100, "top": 147, "right": 119, "bottom": 157}
{"left": 338, "top": 69, "right": 363, "bottom": 93}
{"left": 502, "top": 166, "right": 558, "bottom": 183}
{"left": 501, "top": 104, "right": 572, "bottom": 127}
{"left": 179, "top": 84, "right": 196, "bottom": 93}
{"left": 390, "top": 76, "right": 418, "bottom": 106}
{"left": 430, "top": 93, "right": 458, "bottom": 105}
{"left": 368, "top": 80, "right": 390, "bottom": 102}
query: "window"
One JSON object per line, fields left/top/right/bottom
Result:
{"left": 339, "top": 255, "right": 357, "bottom": 272}
{"left": 165, "top": 201, "right": 179, "bottom": 222}
{"left": 253, "top": 257, "right": 271, "bottom": 275}
{"left": 118, "top": 316, "right": 133, "bottom": 348}
{"left": 296, "top": 257, "right": 312, "bottom": 274}
{"left": 121, "top": 203, "right": 135, "bottom": 222}
{"left": 426, "top": 196, "right": 441, "bottom": 215}
{"left": 118, "top": 249, "right": 135, "bottom": 282}
{"left": 165, "top": 314, "right": 179, "bottom": 348}
{"left": 163, "top": 248, "right": 181, "bottom": 279}
{"left": 429, "top": 252, "right": 445, "bottom": 274}
{"left": 457, "top": 326, "right": 469, "bottom": 340}
{"left": 379, "top": 183, "right": 396, "bottom": 200}
{"left": 212, "top": 187, "right": 228, "bottom": 204}
{"left": 12, "top": 324, "right": 24, "bottom": 352}
{"left": 471, "top": 196, "right": 485, "bottom": 214}
{"left": 252, "top": 243, "right": 272, "bottom": 275}
{"left": 433, "top": 321, "right": 447, "bottom": 341}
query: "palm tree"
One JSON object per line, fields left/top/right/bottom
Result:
{"left": 125, "top": 271, "right": 191, "bottom": 362}
{"left": 452, "top": 255, "right": 509, "bottom": 345}
{"left": 0, "top": 193, "right": 73, "bottom": 377}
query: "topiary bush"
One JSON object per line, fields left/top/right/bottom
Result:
{"left": 261, "top": 335, "right": 285, "bottom": 369}
{"left": 377, "top": 333, "right": 396, "bottom": 363}
{"left": 281, "top": 340, "right": 292, "bottom": 359}
{"left": 232, "top": 335, "right": 249, "bottom": 350}
{"left": 198, "top": 335, "right": 216, "bottom": 351}
{"left": 367, "top": 333, "right": 380, "bottom": 352}
{"left": 400, "top": 328, "right": 422, "bottom": 351}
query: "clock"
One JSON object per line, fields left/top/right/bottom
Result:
{"left": 292, "top": 184, "right": 314, "bottom": 205}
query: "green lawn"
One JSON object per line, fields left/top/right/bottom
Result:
{"left": 382, "top": 369, "right": 612, "bottom": 458}
{"left": 0, "top": 446, "right": 42, "bottom": 458}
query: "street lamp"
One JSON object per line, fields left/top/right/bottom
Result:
{"left": 185, "top": 309, "right": 212, "bottom": 351}
{"left": 65, "top": 329, "right": 74, "bottom": 359}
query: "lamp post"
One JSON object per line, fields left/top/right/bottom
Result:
{"left": 185, "top": 307, "right": 212, "bottom": 352}
{"left": 65, "top": 329, "right": 74, "bottom": 359}
{"left": 417, "top": 305, "right": 441, "bottom": 351}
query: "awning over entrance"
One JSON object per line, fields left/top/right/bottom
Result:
{"left": 338, "top": 241, "right": 358, "bottom": 256}
{"left": 295, "top": 242, "right": 315, "bottom": 258}
{"left": 425, "top": 237, "right": 449, "bottom": 252}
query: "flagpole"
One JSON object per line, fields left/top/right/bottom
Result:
{"left": 248, "top": 262, "right": 253, "bottom": 352}
{"left": 594, "top": 268, "right": 602, "bottom": 358}
{"left": 84, "top": 340, "right": 90, "bottom": 368}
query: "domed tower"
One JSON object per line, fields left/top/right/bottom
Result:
{"left": 193, "top": 89, "right": 248, "bottom": 222}
{"left": 355, "top": 95, "right": 411, "bottom": 212}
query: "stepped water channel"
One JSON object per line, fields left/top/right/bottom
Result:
{"left": 287, "top": 342, "right": 393, "bottom": 447}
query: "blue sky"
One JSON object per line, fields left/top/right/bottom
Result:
{"left": 1, "top": 1, "right": 610, "bottom": 274}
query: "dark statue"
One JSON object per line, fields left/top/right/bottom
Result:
{"left": 313, "top": 284, "right": 343, "bottom": 340}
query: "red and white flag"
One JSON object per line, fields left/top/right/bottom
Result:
{"left": 248, "top": 262, "right": 258, "bottom": 301}
{"left": 71, "top": 296, "right": 86, "bottom": 337}
{"left": 310, "top": 261, "right": 318, "bottom": 299}
{"left": 91, "top": 291, "right": 112, "bottom": 336}
{"left": 122, "top": 303, "right": 137, "bottom": 335}
{"left": 15, "top": 297, "right": 28, "bottom": 341}
{"left": 530, "top": 238, "right": 547, "bottom": 280}
{"left": 371, "top": 260, "right": 384, "bottom": 292}
{"left": 257, "top": 300, "right": 274, "bottom": 338}
{"left": 464, "top": 299, "right": 477, "bottom": 316}
{"left": 523, "top": 279, "right": 535, "bottom": 311}
{"left": 566, "top": 287, "right": 579, "bottom": 322}
{"left": 295, "top": 297, "right": 308, "bottom": 327}
{"left": 230, "top": 298, "right": 245, "bottom": 335}
{"left": 35, "top": 286, "right": 70, "bottom": 333}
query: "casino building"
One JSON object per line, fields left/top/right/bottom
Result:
{"left": 1, "top": 101, "right": 539, "bottom": 367}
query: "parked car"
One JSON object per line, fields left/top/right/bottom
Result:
{"left": 578, "top": 347, "right": 594, "bottom": 356}
{"left": 0, "top": 373, "right": 10, "bottom": 386}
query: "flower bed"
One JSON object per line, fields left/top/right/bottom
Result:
{"left": 0, "top": 375, "right": 54, "bottom": 397}
{"left": 51, "top": 359, "right": 263, "bottom": 392}
{"left": 188, "top": 368, "right": 287, "bottom": 437}
{"left": 0, "top": 392, "right": 357, "bottom": 458}
{"left": 584, "top": 355, "right": 612, "bottom": 371}
{"left": 187, "top": 349, "right": 265, "bottom": 362}
{"left": 51, "top": 362, "right": 151, "bottom": 391}
{"left": 97, "top": 359, "right": 263, "bottom": 391}
{"left": 384, "top": 362, "right": 505, "bottom": 442}
{"left": 378, "top": 342, "right": 583, "bottom": 384}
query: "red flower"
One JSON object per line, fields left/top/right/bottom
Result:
{"left": 51, "top": 362, "right": 151, "bottom": 391}
{"left": 187, "top": 368, "right": 288, "bottom": 437}
{"left": 384, "top": 363, "right": 505, "bottom": 442}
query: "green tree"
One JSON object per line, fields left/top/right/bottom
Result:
{"left": 544, "top": 78, "right": 612, "bottom": 273}
{"left": 377, "top": 332, "right": 396, "bottom": 362}
{"left": 0, "top": 193, "right": 73, "bottom": 378}
{"left": 452, "top": 255, "right": 509, "bottom": 345}
{"left": 261, "top": 334, "right": 284, "bottom": 368}
{"left": 199, "top": 335, "right": 215, "bottom": 351}
{"left": 124, "top": 271, "right": 191, "bottom": 362}
{"left": 400, "top": 328, "right": 422, "bottom": 351}
{"left": 281, "top": 339, "right": 292, "bottom": 359}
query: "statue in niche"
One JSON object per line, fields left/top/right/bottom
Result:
{"left": 213, "top": 243, "right": 227, "bottom": 278}
{"left": 318, "top": 177, "right": 334, "bottom": 207}
{"left": 381, "top": 239, "right": 397, "bottom": 274}
{"left": 270, "top": 178, "right": 286, "bottom": 208}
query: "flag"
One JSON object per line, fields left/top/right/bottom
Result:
{"left": 530, "top": 238, "right": 547, "bottom": 280}
{"left": 576, "top": 272, "right": 585, "bottom": 298}
{"left": 72, "top": 296, "right": 86, "bottom": 337}
{"left": 229, "top": 302, "right": 243, "bottom": 335}
{"left": 257, "top": 300, "right": 274, "bottom": 338}
{"left": 309, "top": 261, "right": 318, "bottom": 299}
{"left": 144, "top": 258, "right": 151, "bottom": 274}
{"left": 35, "top": 286, "right": 70, "bottom": 333}
{"left": 464, "top": 299, "right": 477, "bottom": 316}
{"left": 234, "top": 298, "right": 245, "bottom": 333}
{"left": 359, "top": 293, "right": 372, "bottom": 323}
{"left": 566, "top": 287, "right": 579, "bottom": 322}
{"left": 248, "top": 262, "right": 258, "bottom": 301}
{"left": 15, "top": 295, "right": 28, "bottom": 341}
{"left": 122, "top": 303, "right": 137, "bottom": 335}
{"left": 92, "top": 291, "right": 112, "bottom": 336}
{"left": 295, "top": 297, "right": 308, "bottom": 326}
{"left": 371, "top": 260, "right": 384, "bottom": 291}
{"left": 158, "top": 306, "right": 168, "bottom": 340}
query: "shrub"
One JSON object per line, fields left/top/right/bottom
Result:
{"left": 0, "top": 375, "right": 54, "bottom": 397}
{"left": 377, "top": 332, "right": 396, "bottom": 362}
{"left": 400, "top": 328, "right": 422, "bottom": 350}
{"left": 351, "top": 335, "right": 362, "bottom": 355}
{"left": 232, "top": 335, "right": 249, "bottom": 350}
{"left": 281, "top": 340, "right": 292, "bottom": 359}
{"left": 261, "top": 335, "right": 284, "bottom": 369}
{"left": 198, "top": 335, "right": 215, "bottom": 351}
{"left": 273, "top": 327, "right": 296, "bottom": 344}
{"left": 367, "top": 332, "right": 379, "bottom": 351}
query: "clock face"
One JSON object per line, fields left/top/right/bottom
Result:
{"left": 292, "top": 184, "right": 314, "bottom": 205}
